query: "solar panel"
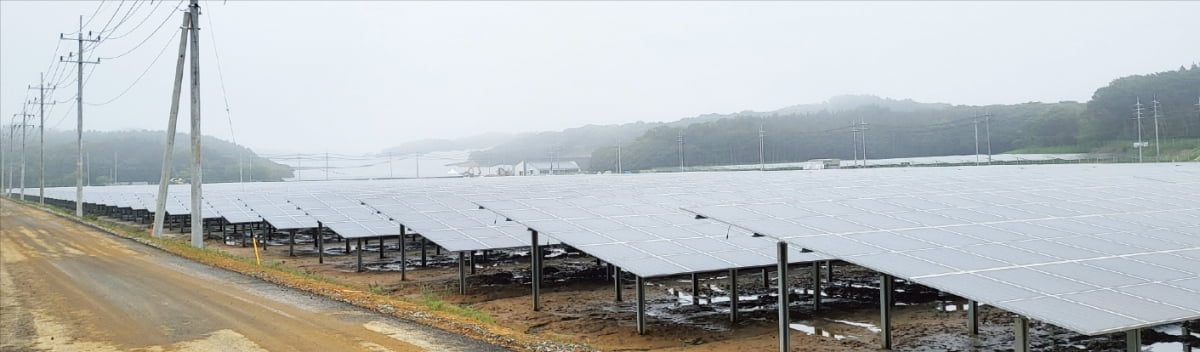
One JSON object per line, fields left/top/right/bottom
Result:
{"left": 362, "top": 193, "right": 546, "bottom": 252}
{"left": 475, "top": 191, "right": 833, "bottom": 278}
{"left": 685, "top": 163, "right": 1200, "bottom": 335}
{"left": 286, "top": 193, "right": 399, "bottom": 239}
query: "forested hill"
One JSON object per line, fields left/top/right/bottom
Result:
{"left": 462, "top": 95, "right": 951, "bottom": 167}
{"left": 0, "top": 129, "right": 292, "bottom": 186}
{"left": 587, "top": 65, "right": 1200, "bottom": 172}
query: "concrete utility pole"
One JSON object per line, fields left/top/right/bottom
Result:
{"left": 2, "top": 124, "right": 8, "bottom": 197}
{"left": 60, "top": 15, "right": 101, "bottom": 217}
{"left": 677, "top": 131, "right": 685, "bottom": 171}
{"left": 29, "top": 73, "right": 56, "bottom": 204}
{"left": 974, "top": 116, "right": 980, "bottom": 166}
{"left": 1152, "top": 96, "right": 1162, "bottom": 162}
{"left": 324, "top": 151, "right": 329, "bottom": 180}
{"left": 858, "top": 118, "right": 869, "bottom": 167}
{"left": 758, "top": 124, "right": 766, "bottom": 171}
{"left": 850, "top": 127, "right": 860, "bottom": 166}
{"left": 984, "top": 111, "right": 993, "bottom": 165}
{"left": 1134, "top": 97, "right": 1145, "bottom": 163}
{"left": 616, "top": 144, "right": 622, "bottom": 174}
{"left": 414, "top": 152, "right": 420, "bottom": 178}
{"left": 188, "top": 0, "right": 204, "bottom": 248}
{"left": 15, "top": 111, "right": 34, "bottom": 200}
{"left": 152, "top": 10, "right": 192, "bottom": 239}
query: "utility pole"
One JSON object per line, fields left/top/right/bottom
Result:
{"left": 61, "top": 16, "right": 101, "bottom": 217}
{"left": 187, "top": 0, "right": 204, "bottom": 247}
{"left": 1, "top": 124, "right": 8, "bottom": 197}
{"left": 14, "top": 111, "right": 34, "bottom": 200}
{"left": 850, "top": 127, "right": 860, "bottom": 167}
{"left": 414, "top": 152, "right": 420, "bottom": 178}
{"left": 858, "top": 118, "right": 869, "bottom": 167}
{"left": 113, "top": 150, "right": 118, "bottom": 184}
{"left": 324, "top": 151, "right": 329, "bottom": 180}
{"left": 152, "top": 10, "right": 191, "bottom": 239}
{"left": 616, "top": 144, "right": 622, "bottom": 174}
{"left": 758, "top": 124, "right": 766, "bottom": 171}
{"left": 1152, "top": 95, "right": 1162, "bottom": 162}
{"left": 984, "top": 112, "right": 993, "bottom": 165}
{"left": 85, "top": 151, "right": 90, "bottom": 186}
{"left": 1134, "top": 97, "right": 1145, "bottom": 163}
{"left": 974, "top": 116, "right": 980, "bottom": 166}
{"left": 5, "top": 124, "right": 14, "bottom": 196}
{"left": 388, "top": 152, "right": 393, "bottom": 178}
{"left": 29, "top": 73, "right": 55, "bottom": 204}
{"left": 677, "top": 131, "right": 685, "bottom": 172}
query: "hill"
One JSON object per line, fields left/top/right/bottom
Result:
{"left": 0, "top": 129, "right": 292, "bottom": 187}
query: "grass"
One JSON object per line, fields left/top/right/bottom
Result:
{"left": 368, "top": 281, "right": 388, "bottom": 296}
{"left": 419, "top": 285, "right": 495, "bottom": 324}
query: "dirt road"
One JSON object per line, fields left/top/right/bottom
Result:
{"left": 0, "top": 200, "right": 508, "bottom": 352}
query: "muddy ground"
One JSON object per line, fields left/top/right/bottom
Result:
{"left": 0, "top": 201, "right": 508, "bottom": 352}
{"left": 138, "top": 223, "right": 1197, "bottom": 352}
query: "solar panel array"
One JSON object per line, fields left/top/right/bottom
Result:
{"left": 362, "top": 193, "right": 548, "bottom": 252}
{"left": 286, "top": 193, "right": 400, "bottom": 239}
{"left": 22, "top": 162, "right": 1200, "bottom": 337}
{"left": 685, "top": 163, "right": 1200, "bottom": 335}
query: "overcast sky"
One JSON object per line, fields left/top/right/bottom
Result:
{"left": 3, "top": 1, "right": 1198, "bottom": 155}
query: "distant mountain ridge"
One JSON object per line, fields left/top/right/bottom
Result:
{"left": 380, "top": 95, "right": 952, "bottom": 166}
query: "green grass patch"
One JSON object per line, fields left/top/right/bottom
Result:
{"left": 420, "top": 285, "right": 495, "bottom": 324}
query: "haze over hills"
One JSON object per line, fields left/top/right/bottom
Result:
{"left": 382, "top": 65, "right": 1197, "bottom": 171}
{"left": 0, "top": 130, "right": 292, "bottom": 187}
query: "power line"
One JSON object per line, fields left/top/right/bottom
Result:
{"left": 85, "top": 29, "right": 180, "bottom": 106}
{"left": 204, "top": 0, "right": 241, "bottom": 182}
{"left": 104, "top": 0, "right": 164, "bottom": 40}
{"left": 98, "top": 0, "right": 185, "bottom": 60}
{"left": 62, "top": 1, "right": 108, "bottom": 36}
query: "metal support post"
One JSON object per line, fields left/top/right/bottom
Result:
{"left": 470, "top": 251, "right": 476, "bottom": 275}
{"left": 967, "top": 300, "right": 979, "bottom": 336}
{"left": 317, "top": 222, "right": 324, "bottom": 264}
{"left": 1014, "top": 316, "right": 1030, "bottom": 352}
{"left": 379, "top": 237, "right": 385, "bottom": 259}
{"left": 729, "top": 268, "right": 738, "bottom": 323}
{"left": 880, "top": 273, "right": 894, "bottom": 349}
{"left": 458, "top": 251, "right": 467, "bottom": 295}
{"left": 288, "top": 229, "right": 296, "bottom": 256}
{"left": 356, "top": 239, "right": 364, "bottom": 272}
{"left": 636, "top": 275, "right": 646, "bottom": 335}
{"left": 778, "top": 241, "right": 790, "bottom": 352}
{"left": 531, "top": 230, "right": 541, "bottom": 311}
{"left": 614, "top": 266, "right": 623, "bottom": 302}
{"left": 420, "top": 237, "right": 427, "bottom": 266}
{"left": 1125, "top": 329, "right": 1141, "bottom": 352}
{"left": 691, "top": 273, "right": 700, "bottom": 306}
{"left": 399, "top": 226, "right": 407, "bottom": 281}
{"left": 812, "top": 262, "right": 822, "bottom": 311}
{"left": 762, "top": 267, "right": 769, "bottom": 288}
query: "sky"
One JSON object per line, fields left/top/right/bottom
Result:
{"left": 2, "top": 1, "right": 1198, "bottom": 155}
